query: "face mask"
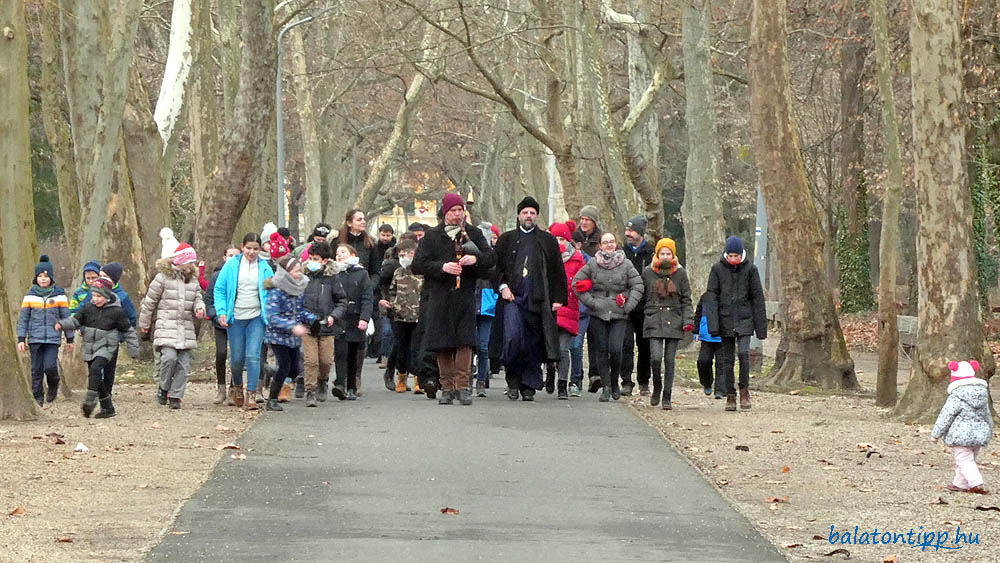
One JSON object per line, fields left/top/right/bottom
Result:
{"left": 399, "top": 257, "right": 413, "bottom": 268}
{"left": 305, "top": 261, "right": 323, "bottom": 272}
{"left": 346, "top": 256, "right": 360, "bottom": 266}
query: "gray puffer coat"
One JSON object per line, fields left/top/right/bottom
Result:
{"left": 641, "top": 265, "right": 693, "bottom": 340}
{"left": 138, "top": 259, "right": 206, "bottom": 350}
{"left": 58, "top": 297, "right": 139, "bottom": 361}
{"left": 573, "top": 250, "right": 644, "bottom": 322}
{"left": 931, "top": 379, "right": 994, "bottom": 447}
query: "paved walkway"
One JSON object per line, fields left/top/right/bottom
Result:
{"left": 148, "top": 363, "right": 785, "bottom": 562}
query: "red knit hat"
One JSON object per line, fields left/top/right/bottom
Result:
{"left": 269, "top": 232, "right": 290, "bottom": 260}
{"left": 549, "top": 222, "right": 572, "bottom": 241}
{"left": 441, "top": 192, "right": 465, "bottom": 214}
{"left": 490, "top": 224, "right": 500, "bottom": 237}
{"left": 565, "top": 219, "right": 577, "bottom": 233}
{"left": 172, "top": 243, "right": 198, "bottom": 265}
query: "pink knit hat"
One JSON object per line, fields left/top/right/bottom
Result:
{"left": 948, "top": 360, "right": 980, "bottom": 383}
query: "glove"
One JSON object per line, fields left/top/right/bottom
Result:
{"left": 574, "top": 279, "right": 593, "bottom": 293}
{"left": 683, "top": 324, "right": 695, "bottom": 332}
{"left": 616, "top": 294, "right": 626, "bottom": 307}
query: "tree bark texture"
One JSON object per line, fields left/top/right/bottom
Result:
{"left": 681, "top": 0, "right": 726, "bottom": 293}
{"left": 290, "top": 29, "right": 323, "bottom": 228}
{"left": 749, "top": 0, "right": 857, "bottom": 390}
{"left": 195, "top": 0, "right": 276, "bottom": 266}
{"left": 840, "top": 1, "right": 869, "bottom": 236}
{"left": 895, "top": 0, "right": 994, "bottom": 422}
{"left": 185, "top": 0, "right": 221, "bottom": 243}
{"left": 0, "top": 0, "right": 42, "bottom": 419}
{"left": 872, "top": 0, "right": 903, "bottom": 407}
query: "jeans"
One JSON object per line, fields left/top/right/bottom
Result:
{"left": 589, "top": 318, "right": 627, "bottom": 386}
{"left": 649, "top": 337, "right": 679, "bottom": 400}
{"left": 556, "top": 330, "right": 574, "bottom": 382}
{"left": 29, "top": 343, "right": 60, "bottom": 404}
{"left": 379, "top": 315, "right": 394, "bottom": 358}
{"left": 227, "top": 316, "right": 265, "bottom": 391}
{"left": 335, "top": 340, "right": 364, "bottom": 391}
{"left": 476, "top": 315, "right": 493, "bottom": 382}
{"left": 622, "top": 316, "right": 650, "bottom": 386}
{"left": 696, "top": 340, "right": 722, "bottom": 391}
{"left": 570, "top": 313, "right": 588, "bottom": 385}
{"left": 214, "top": 327, "right": 228, "bottom": 385}
{"left": 719, "top": 335, "right": 751, "bottom": 395}
{"left": 269, "top": 343, "right": 301, "bottom": 399}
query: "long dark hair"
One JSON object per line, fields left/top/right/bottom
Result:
{"left": 242, "top": 232, "right": 263, "bottom": 246}
{"left": 338, "top": 209, "right": 374, "bottom": 248}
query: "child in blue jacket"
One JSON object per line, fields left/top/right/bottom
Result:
{"left": 17, "top": 256, "right": 74, "bottom": 405}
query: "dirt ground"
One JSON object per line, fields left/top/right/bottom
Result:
{"left": 0, "top": 381, "right": 257, "bottom": 562}
{"left": 632, "top": 346, "right": 1000, "bottom": 563}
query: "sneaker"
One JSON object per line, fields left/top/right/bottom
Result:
{"left": 968, "top": 486, "right": 990, "bottom": 495}
{"left": 95, "top": 396, "right": 116, "bottom": 418}
{"left": 639, "top": 384, "right": 650, "bottom": 397}
{"left": 661, "top": 402, "right": 672, "bottom": 410}
{"left": 423, "top": 380, "right": 437, "bottom": 400}
{"left": 332, "top": 384, "right": 347, "bottom": 400}
{"left": 506, "top": 388, "right": 520, "bottom": 401}
{"left": 266, "top": 398, "right": 283, "bottom": 411}
{"left": 168, "top": 398, "right": 181, "bottom": 410}
{"left": 438, "top": 390, "right": 454, "bottom": 405}
{"left": 294, "top": 377, "right": 305, "bottom": 399}
{"left": 317, "top": 382, "right": 329, "bottom": 402}
{"left": 621, "top": 382, "right": 634, "bottom": 397}
{"left": 458, "top": 389, "right": 473, "bottom": 406}
{"left": 305, "top": 391, "right": 317, "bottom": 407}
{"left": 475, "top": 380, "right": 487, "bottom": 398}
{"left": 347, "top": 389, "right": 357, "bottom": 401}
{"left": 703, "top": 387, "right": 713, "bottom": 396}
{"left": 569, "top": 382, "right": 581, "bottom": 397}
{"left": 521, "top": 389, "right": 535, "bottom": 402}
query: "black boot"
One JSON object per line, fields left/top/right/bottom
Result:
{"left": 599, "top": 373, "right": 612, "bottom": 402}
{"left": 611, "top": 376, "right": 622, "bottom": 401}
{"left": 521, "top": 388, "right": 536, "bottom": 402}
{"left": 588, "top": 377, "right": 603, "bottom": 393}
{"left": 544, "top": 364, "right": 556, "bottom": 394}
{"left": 95, "top": 396, "right": 116, "bottom": 418}
{"left": 438, "top": 390, "right": 454, "bottom": 405}
{"left": 650, "top": 366, "right": 662, "bottom": 407}
{"left": 266, "top": 398, "right": 284, "bottom": 411}
{"left": 423, "top": 378, "right": 438, "bottom": 400}
{"left": 557, "top": 380, "right": 569, "bottom": 400}
{"left": 458, "top": 389, "right": 473, "bottom": 406}
{"left": 168, "top": 398, "right": 182, "bottom": 410}
{"left": 332, "top": 383, "right": 347, "bottom": 400}
{"left": 156, "top": 387, "right": 168, "bottom": 406}
{"left": 45, "top": 379, "right": 59, "bottom": 404}
{"left": 294, "top": 376, "right": 305, "bottom": 399}
{"left": 81, "top": 390, "right": 99, "bottom": 418}
{"left": 661, "top": 388, "right": 672, "bottom": 410}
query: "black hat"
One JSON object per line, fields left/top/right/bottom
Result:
{"left": 626, "top": 215, "right": 648, "bottom": 238}
{"left": 34, "top": 255, "right": 55, "bottom": 284}
{"left": 517, "top": 196, "right": 540, "bottom": 214}
{"left": 101, "top": 262, "right": 124, "bottom": 285}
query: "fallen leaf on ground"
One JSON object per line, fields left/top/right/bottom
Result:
{"left": 812, "top": 535, "right": 826, "bottom": 540}
{"left": 215, "top": 443, "right": 241, "bottom": 451}
{"left": 700, "top": 422, "right": 711, "bottom": 427}
{"left": 215, "top": 425, "right": 232, "bottom": 431}
{"left": 974, "top": 505, "right": 1000, "bottom": 512}
{"left": 788, "top": 390, "right": 801, "bottom": 395}
{"left": 931, "top": 497, "right": 949, "bottom": 505}
{"left": 771, "top": 429, "right": 784, "bottom": 433}
{"left": 856, "top": 443, "right": 874, "bottom": 450}
{"left": 73, "top": 443, "right": 88, "bottom": 453}
{"left": 783, "top": 543, "right": 803, "bottom": 548}
{"left": 943, "top": 520, "right": 962, "bottom": 525}
{"left": 766, "top": 497, "right": 789, "bottom": 503}
{"left": 782, "top": 466, "right": 791, "bottom": 473}
{"left": 769, "top": 503, "right": 778, "bottom": 511}
{"left": 823, "top": 548, "right": 850, "bottom": 558}
{"left": 9, "top": 507, "right": 25, "bottom": 516}
{"left": 717, "top": 480, "right": 730, "bottom": 487}
{"left": 883, "top": 556, "right": 898, "bottom": 563}
{"left": 55, "top": 537, "right": 73, "bottom": 543}
{"left": 735, "top": 445, "right": 750, "bottom": 452}
{"left": 441, "top": 507, "right": 460, "bottom": 514}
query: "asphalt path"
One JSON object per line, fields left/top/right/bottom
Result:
{"left": 148, "top": 363, "right": 785, "bottom": 562}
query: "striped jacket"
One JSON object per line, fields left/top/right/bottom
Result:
{"left": 69, "top": 282, "right": 92, "bottom": 314}
{"left": 17, "top": 286, "right": 73, "bottom": 345}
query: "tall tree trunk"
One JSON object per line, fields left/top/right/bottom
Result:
{"left": 872, "top": 0, "right": 904, "bottom": 407}
{"left": 0, "top": 0, "right": 42, "bottom": 420}
{"left": 894, "top": 0, "right": 993, "bottom": 422}
{"left": 749, "top": 0, "right": 857, "bottom": 390}
{"left": 290, "top": 29, "right": 323, "bottom": 229}
{"left": 185, "top": 0, "right": 221, "bottom": 243}
{"left": 195, "top": 0, "right": 276, "bottom": 266}
{"left": 681, "top": 0, "right": 726, "bottom": 293}
{"left": 840, "top": 1, "right": 868, "bottom": 236}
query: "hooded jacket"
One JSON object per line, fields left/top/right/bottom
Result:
{"left": 57, "top": 295, "right": 139, "bottom": 361}
{"left": 556, "top": 249, "right": 586, "bottom": 335}
{"left": 18, "top": 285, "right": 73, "bottom": 345}
{"left": 706, "top": 251, "right": 767, "bottom": 339}
{"left": 931, "top": 378, "right": 994, "bottom": 447}
{"left": 641, "top": 264, "right": 693, "bottom": 340}
{"left": 138, "top": 259, "right": 206, "bottom": 350}
{"left": 212, "top": 253, "right": 274, "bottom": 325}
{"left": 302, "top": 260, "right": 349, "bottom": 337}
{"left": 335, "top": 263, "right": 375, "bottom": 343}
{"left": 572, "top": 250, "right": 644, "bottom": 322}
{"left": 263, "top": 277, "right": 317, "bottom": 348}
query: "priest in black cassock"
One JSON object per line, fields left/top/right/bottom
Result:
{"left": 493, "top": 196, "right": 568, "bottom": 401}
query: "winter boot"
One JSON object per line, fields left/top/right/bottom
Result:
{"left": 611, "top": 377, "right": 622, "bottom": 401}
{"left": 639, "top": 383, "right": 650, "bottom": 397}
{"left": 413, "top": 377, "right": 424, "bottom": 395}
{"left": 588, "top": 377, "right": 603, "bottom": 393}
{"left": 95, "top": 396, "right": 116, "bottom": 418}
{"left": 45, "top": 381, "right": 59, "bottom": 404}
{"left": 384, "top": 367, "right": 395, "bottom": 391}
{"left": 475, "top": 379, "right": 487, "bottom": 397}
{"left": 423, "top": 379, "right": 437, "bottom": 400}
{"left": 278, "top": 383, "right": 293, "bottom": 403}
{"left": 305, "top": 391, "right": 317, "bottom": 407}
{"left": 521, "top": 388, "right": 536, "bottom": 402}
{"left": 599, "top": 373, "right": 612, "bottom": 402}
{"left": 81, "top": 390, "right": 99, "bottom": 418}
{"left": 347, "top": 389, "right": 357, "bottom": 401}
{"left": 156, "top": 387, "right": 168, "bottom": 406}
{"left": 332, "top": 384, "right": 347, "bottom": 400}
{"left": 661, "top": 388, "right": 672, "bottom": 410}
{"left": 544, "top": 364, "right": 556, "bottom": 394}
{"left": 294, "top": 376, "right": 305, "bottom": 399}
{"left": 244, "top": 389, "right": 259, "bottom": 410}
{"left": 213, "top": 384, "right": 227, "bottom": 405}
{"left": 438, "top": 390, "right": 454, "bottom": 405}
{"left": 229, "top": 385, "right": 243, "bottom": 407}
{"left": 395, "top": 373, "right": 408, "bottom": 393}
{"left": 168, "top": 398, "right": 181, "bottom": 410}
{"left": 650, "top": 367, "right": 662, "bottom": 407}
{"left": 557, "top": 380, "right": 569, "bottom": 400}
{"left": 458, "top": 388, "right": 473, "bottom": 406}
{"left": 739, "top": 388, "right": 752, "bottom": 410}
{"left": 725, "top": 394, "right": 737, "bottom": 412}
{"left": 266, "top": 398, "right": 283, "bottom": 411}
{"left": 317, "top": 381, "right": 329, "bottom": 402}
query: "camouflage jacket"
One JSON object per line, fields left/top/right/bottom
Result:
{"left": 388, "top": 267, "right": 422, "bottom": 323}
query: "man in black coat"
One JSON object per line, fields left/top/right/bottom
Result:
{"left": 706, "top": 236, "right": 767, "bottom": 412}
{"left": 622, "top": 215, "right": 654, "bottom": 396}
{"left": 493, "top": 196, "right": 568, "bottom": 401}
{"left": 412, "top": 193, "right": 496, "bottom": 405}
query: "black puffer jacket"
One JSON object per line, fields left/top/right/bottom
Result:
{"left": 303, "top": 260, "right": 349, "bottom": 336}
{"left": 706, "top": 252, "right": 766, "bottom": 339}
{"left": 335, "top": 264, "right": 374, "bottom": 343}
{"left": 339, "top": 231, "right": 381, "bottom": 280}
{"left": 625, "top": 240, "right": 655, "bottom": 321}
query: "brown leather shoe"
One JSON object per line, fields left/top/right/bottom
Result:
{"left": 244, "top": 389, "right": 258, "bottom": 410}
{"left": 278, "top": 383, "right": 292, "bottom": 403}
{"left": 725, "top": 394, "right": 737, "bottom": 412}
{"left": 231, "top": 385, "right": 244, "bottom": 408}
{"left": 739, "top": 388, "right": 751, "bottom": 410}
{"left": 968, "top": 486, "right": 990, "bottom": 495}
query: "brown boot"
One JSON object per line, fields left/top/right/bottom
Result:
{"left": 968, "top": 486, "right": 990, "bottom": 495}
{"left": 213, "top": 384, "right": 227, "bottom": 405}
{"left": 230, "top": 385, "right": 244, "bottom": 408}
{"left": 739, "top": 388, "right": 751, "bottom": 410}
{"left": 725, "top": 394, "right": 737, "bottom": 412}
{"left": 244, "top": 389, "right": 258, "bottom": 410}
{"left": 413, "top": 378, "right": 423, "bottom": 394}
{"left": 395, "top": 373, "right": 408, "bottom": 393}
{"left": 278, "top": 383, "right": 293, "bottom": 403}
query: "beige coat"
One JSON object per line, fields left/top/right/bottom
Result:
{"left": 139, "top": 259, "right": 205, "bottom": 350}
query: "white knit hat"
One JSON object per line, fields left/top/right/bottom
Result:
{"left": 160, "top": 227, "right": 180, "bottom": 259}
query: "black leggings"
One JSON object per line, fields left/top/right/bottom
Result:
{"left": 268, "top": 343, "right": 300, "bottom": 400}
{"left": 335, "top": 340, "right": 364, "bottom": 391}
{"left": 392, "top": 321, "right": 417, "bottom": 375}
{"left": 697, "top": 341, "right": 722, "bottom": 391}
{"left": 215, "top": 327, "right": 228, "bottom": 385}
{"left": 589, "top": 318, "right": 627, "bottom": 385}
